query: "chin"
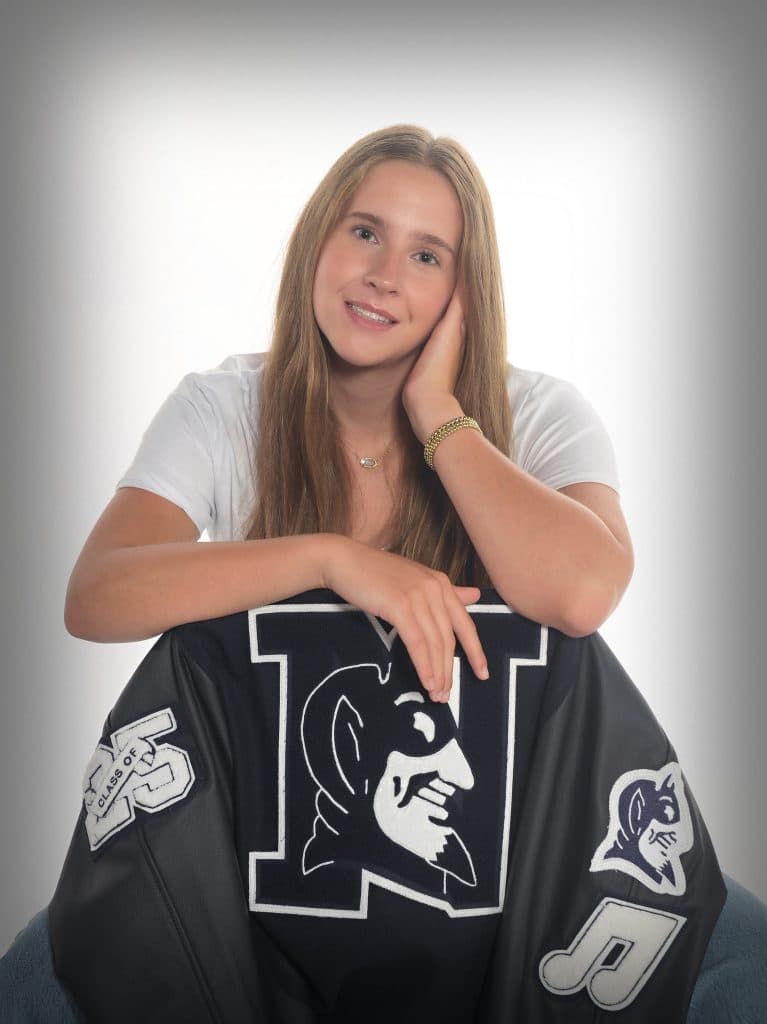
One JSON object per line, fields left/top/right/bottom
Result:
{"left": 325, "top": 346, "right": 380, "bottom": 372}
{"left": 324, "top": 338, "right": 419, "bottom": 375}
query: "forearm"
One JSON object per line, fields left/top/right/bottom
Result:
{"left": 432, "top": 427, "right": 633, "bottom": 635}
{"left": 65, "top": 534, "right": 338, "bottom": 643}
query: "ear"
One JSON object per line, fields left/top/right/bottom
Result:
{"left": 627, "top": 787, "right": 646, "bottom": 836}
{"left": 331, "top": 696, "right": 367, "bottom": 796}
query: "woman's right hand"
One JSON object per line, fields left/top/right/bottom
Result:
{"left": 321, "top": 537, "right": 489, "bottom": 703}
{"left": 66, "top": 489, "right": 487, "bottom": 700}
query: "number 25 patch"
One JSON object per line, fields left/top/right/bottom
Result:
{"left": 82, "top": 708, "right": 195, "bottom": 851}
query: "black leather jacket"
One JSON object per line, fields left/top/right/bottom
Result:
{"left": 49, "top": 591, "right": 725, "bottom": 1022}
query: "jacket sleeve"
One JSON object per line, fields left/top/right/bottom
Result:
{"left": 47, "top": 629, "right": 276, "bottom": 1024}
{"left": 480, "top": 628, "right": 726, "bottom": 1022}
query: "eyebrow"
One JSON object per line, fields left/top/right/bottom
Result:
{"left": 345, "top": 210, "right": 456, "bottom": 257}
{"left": 394, "top": 691, "right": 425, "bottom": 706}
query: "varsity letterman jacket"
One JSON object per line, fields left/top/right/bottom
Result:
{"left": 49, "top": 591, "right": 725, "bottom": 1023}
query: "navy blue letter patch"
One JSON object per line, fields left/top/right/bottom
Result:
{"left": 243, "top": 600, "right": 548, "bottom": 919}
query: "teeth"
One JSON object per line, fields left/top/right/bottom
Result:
{"left": 348, "top": 303, "right": 393, "bottom": 324}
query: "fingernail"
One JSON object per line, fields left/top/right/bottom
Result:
{"left": 479, "top": 665, "right": 489, "bottom": 680}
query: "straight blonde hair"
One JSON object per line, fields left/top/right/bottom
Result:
{"left": 245, "top": 125, "right": 510, "bottom": 585}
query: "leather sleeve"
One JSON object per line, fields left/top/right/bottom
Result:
{"left": 479, "top": 629, "right": 726, "bottom": 1022}
{"left": 48, "top": 628, "right": 280, "bottom": 1023}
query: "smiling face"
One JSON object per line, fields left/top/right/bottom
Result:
{"left": 372, "top": 691, "right": 475, "bottom": 864}
{"left": 312, "top": 160, "right": 463, "bottom": 374}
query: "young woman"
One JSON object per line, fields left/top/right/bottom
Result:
{"left": 64, "top": 125, "right": 634, "bottom": 706}
{"left": 3, "top": 123, "right": 765, "bottom": 1024}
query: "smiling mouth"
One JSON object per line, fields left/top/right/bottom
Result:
{"left": 345, "top": 302, "right": 397, "bottom": 325}
{"left": 395, "top": 770, "right": 456, "bottom": 809}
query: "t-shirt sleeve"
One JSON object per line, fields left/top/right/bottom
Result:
{"left": 116, "top": 373, "right": 217, "bottom": 535}
{"left": 511, "top": 373, "right": 621, "bottom": 492}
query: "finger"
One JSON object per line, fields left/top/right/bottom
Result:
{"left": 411, "top": 593, "right": 449, "bottom": 701}
{"left": 447, "top": 286, "right": 464, "bottom": 318}
{"left": 397, "top": 596, "right": 444, "bottom": 698}
{"left": 432, "top": 587, "right": 456, "bottom": 704}
{"left": 396, "top": 616, "right": 437, "bottom": 696}
{"left": 455, "top": 585, "right": 481, "bottom": 607}
{"left": 447, "top": 596, "right": 488, "bottom": 681}
{"left": 447, "top": 293, "right": 465, "bottom": 338}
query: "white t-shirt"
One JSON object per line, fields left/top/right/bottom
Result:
{"left": 117, "top": 352, "right": 620, "bottom": 542}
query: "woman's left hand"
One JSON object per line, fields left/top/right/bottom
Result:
{"left": 402, "top": 288, "right": 466, "bottom": 443}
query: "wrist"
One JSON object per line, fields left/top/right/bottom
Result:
{"left": 425, "top": 415, "right": 483, "bottom": 470}
{"left": 404, "top": 393, "right": 464, "bottom": 445}
{"left": 315, "top": 533, "right": 353, "bottom": 592}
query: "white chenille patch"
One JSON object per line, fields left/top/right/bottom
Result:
{"left": 540, "top": 897, "right": 685, "bottom": 1011}
{"left": 82, "top": 708, "right": 195, "bottom": 851}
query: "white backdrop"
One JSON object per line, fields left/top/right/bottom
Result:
{"left": 2, "top": 3, "right": 766, "bottom": 951}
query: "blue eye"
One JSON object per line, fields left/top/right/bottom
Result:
{"left": 353, "top": 225, "right": 378, "bottom": 243}
{"left": 416, "top": 250, "right": 439, "bottom": 266}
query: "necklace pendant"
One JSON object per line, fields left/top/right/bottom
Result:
{"left": 359, "top": 456, "right": 379, "bottom": 469}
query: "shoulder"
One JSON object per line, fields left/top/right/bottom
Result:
{"left": 506, "top": 363, "right": 608, "bottom": 436}
{"left": 180, "top": 350, "right": 266, "bottom": 407}
{"left": 173, "top": 351, "right": 267, "bottom": 435}
{"left": 505, "top": 363, "right": 620, "bottom": 491}
{"left": 506, "top": 364, "right": 587, "bottom": 416}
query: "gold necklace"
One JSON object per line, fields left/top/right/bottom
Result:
{"left": 342, "top": 438, "right": 397, "bottom": 470}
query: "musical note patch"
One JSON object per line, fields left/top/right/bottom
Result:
{"left": 539, "top": 897, "right": 685, "bottom": 1011}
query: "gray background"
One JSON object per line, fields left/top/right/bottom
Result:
{"left": 2, "top": 2, "right": 766, "bottom": 952}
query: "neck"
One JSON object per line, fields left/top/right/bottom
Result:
{"left": 328, "top": 355, "right": 415, "bottom": 450}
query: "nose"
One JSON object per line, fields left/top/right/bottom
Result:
{"left": 438, "top": 738, "right": 475, "bottom": 792}
{"left": 364, "top": 247, "right": 400, "bottom": 293}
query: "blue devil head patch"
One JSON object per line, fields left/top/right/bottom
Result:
{"left": 590, "top": 762, "right": 693, "bottom": 896}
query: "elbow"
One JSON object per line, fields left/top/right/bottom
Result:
{"left": 494, "top": 579, "right": 620, "bottom": 637}
{"left": 64, "top": 586, "right": 92, "bottom": 640}
{"left": 555, "top": 601, "right": 611, "bottom": 639}
{"left": 556, "top": 549, "right": 635, "bottom": 638}
{"left": 554, "top": 588, "right": 618, "bottom": 638}
{"left": 64, "top": 576, "right": 106, "bottom": 641}
{"left": 488, "top": 538, "right": 635, "bottom": 636}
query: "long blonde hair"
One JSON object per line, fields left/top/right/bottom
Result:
{"left": 245, "top": 125, "right": 510, "bottom": 585}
